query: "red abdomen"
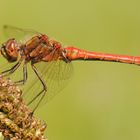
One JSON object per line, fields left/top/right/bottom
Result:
{"left": 64, "top": 46, "right": 140, "bottom": 65}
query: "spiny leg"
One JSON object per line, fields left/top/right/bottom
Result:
{"left": 28, "top": 63, "right": 47, "bottom": 112}
{"left": 15, "top": 62, "right": 28, "bottom": 85}
{"left": 0, "top": 58, "right": 23, "bottom": 77}
{"left": 30, "top": 89, "right": 46, "bottom": 112}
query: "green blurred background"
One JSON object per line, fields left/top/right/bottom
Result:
{"left": 0, "top": 0, "right": 140, "bottom": 140}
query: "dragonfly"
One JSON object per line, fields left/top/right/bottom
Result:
{"left": 0, "top": 25, "right": 140, "bottom": 111}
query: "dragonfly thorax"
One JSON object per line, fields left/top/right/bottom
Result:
{"left": 23, "top": 35, "right": 66, "bottom": 63}
{"left": 1, "top": 39, "right": 20, "bottom": 62}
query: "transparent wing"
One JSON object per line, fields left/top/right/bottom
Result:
{"left": 2, "top": 25, "right": 73, "bottom": 108}
{"left": 22, "top": 59, "right": 73, "bottom": 107}
{"left": 3, "top": 25, "right": 40, "bottom": 43}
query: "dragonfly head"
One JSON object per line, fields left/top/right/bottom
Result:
{"left": 1, "top": 39, "right": 20, "bottom": 62}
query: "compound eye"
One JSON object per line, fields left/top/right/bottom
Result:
{"left": 6, "top": 39, "right": 18, "bottom": 52}
{"left": 2, "top": 39, "right": 19, "bottom": 62}
{"left": 7, "top": 42, "right": 15, "bottom": 52}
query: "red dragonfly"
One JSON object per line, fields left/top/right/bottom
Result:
{"left": 1, "top": 25, "right": 140, "bottom": 110}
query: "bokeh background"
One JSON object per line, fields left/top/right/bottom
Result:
{"left": 0, "top": 0, "right": 140, "bottom": 140}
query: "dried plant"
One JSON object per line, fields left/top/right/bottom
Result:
{"left": 0, "top": 77, "right": 47, "bottom": 140}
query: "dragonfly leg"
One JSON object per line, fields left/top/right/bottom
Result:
{"left": 30, "top": 89, "right": 46, "bottom": 112}
{"left": 15, "top": 62, "right": 27, "bottom": 85}
{"left": 28, "top": 63, "right": 47, "bottom": 112}
{"left": 0, "top": 58, "right": 23, "bottom": 77}
{"left": 62, "top": 51, "right": 71, "bottom": 63}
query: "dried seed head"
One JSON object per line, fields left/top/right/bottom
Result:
{"left": 0, "top": 77, "right": 48, "bottom": 140}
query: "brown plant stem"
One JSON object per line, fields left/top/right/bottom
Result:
{"left": 0, "top": 77, "right": 47, "bottom": 140}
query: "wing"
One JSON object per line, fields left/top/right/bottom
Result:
{"left": 2, "top": 25, "right": 73, "bottom": 108}
{"left": 22, "top": 59, "right": 73, "bottom": 108}
{"left": 3, "top": 25, "right": 40, "bottom": 43}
